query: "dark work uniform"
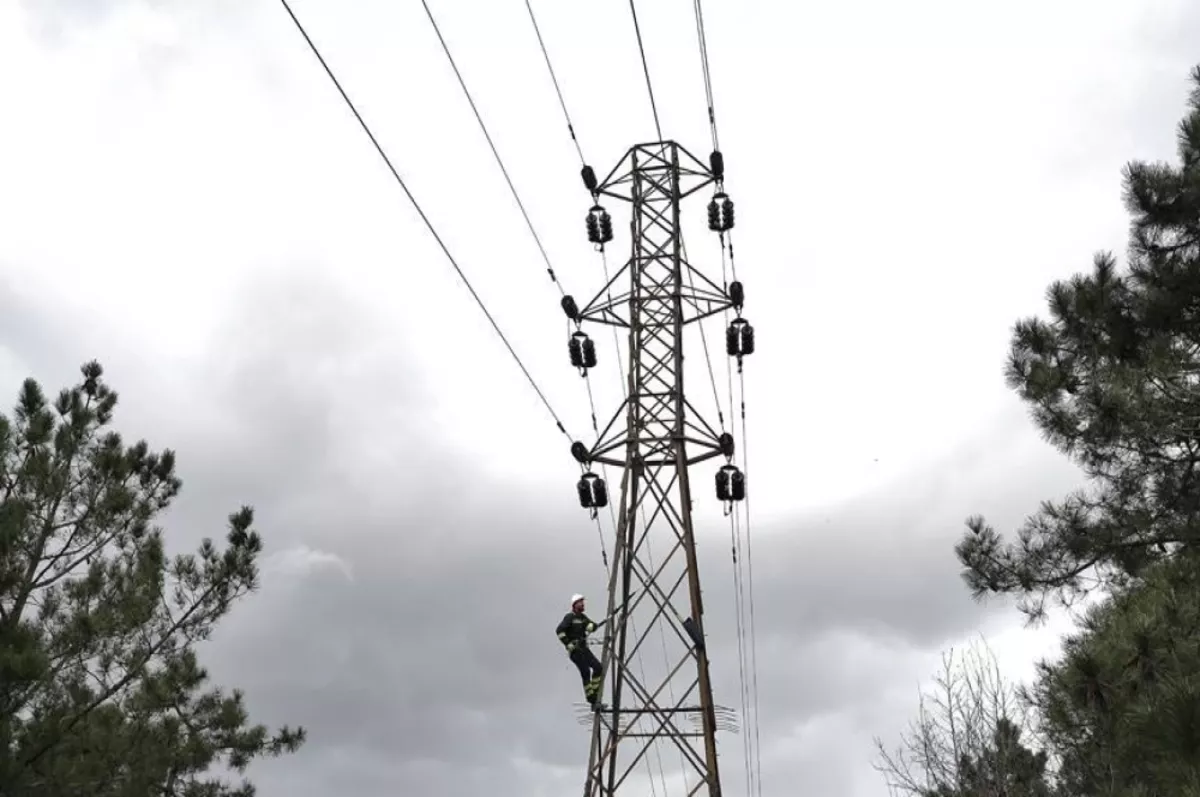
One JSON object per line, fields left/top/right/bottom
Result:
{"left": 556, "top": 610, "right": 603, "bottom": 703}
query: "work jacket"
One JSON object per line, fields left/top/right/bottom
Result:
{"left": 556, "top": 611, "right": 597, "bottom": 650}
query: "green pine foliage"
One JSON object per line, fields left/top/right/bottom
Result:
{"left": 955, "top": 65, "right": 1200, "bottom": 621}
{"left": 0, "top": 361, "right": 305, "bottom": 796}
{"left": 1027, "top": 552, "right": 1200, "bottom": 795}
{"left": 952, "top": 717, "right": 1055, "bottom": 797}
{"left": 881, "top": 63, "right": 1200, "bottom": 797}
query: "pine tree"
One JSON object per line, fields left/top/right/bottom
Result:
{"left": 955, "top": 64, "right": 1200, "bottom": 621}
{"left": 956, "top": 717, "right": 1056, "bottom": 797}
{"left": 1027, "top": 552, "right": 1200, "bottom": 795}
{"left": 0, "top": 361, "right": 305, "bottom": 795}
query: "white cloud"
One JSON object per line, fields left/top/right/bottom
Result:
{"left": 266, "top": 543, "right": 354, "bottom": 582}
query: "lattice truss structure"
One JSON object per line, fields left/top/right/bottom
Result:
{"left": 564, "top": 141, "right": 750, "bottom": 797}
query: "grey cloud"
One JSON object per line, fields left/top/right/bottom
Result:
{"left": 195, "top": 427, "right": 1076, "bottom": 796}
{"left": 7, "top": 2, "right": 1196, "bottom": 794}
{"left": 0, "top": 261, "right": 1088, "bottom": 797}
{"left": 0, "top": 275, "right": 82, "bottom": 381}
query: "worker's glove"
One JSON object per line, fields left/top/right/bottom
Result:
{"left": 586, "top": 622, "right": 596, "bottom": 634}
{"left": 565, "top": 640, "right": 579, "bottom": 653}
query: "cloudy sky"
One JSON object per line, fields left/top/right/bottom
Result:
{"left": 2, "top": 0, "right": 1199, "bottom": 794}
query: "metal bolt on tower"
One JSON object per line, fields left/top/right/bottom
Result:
{"left": 562, "top": 140, "right": 754, "bottom": 797}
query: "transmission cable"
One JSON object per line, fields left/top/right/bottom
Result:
{"left": 420, "top": 0, "right": 567, "bottom": 296}
{"left": 277, "top": 0, "right": 571, "bottom": 439}
{"left": 691, "top": 2, "right": 762, "bottom": 776}
{"left": 520, "top": 14, "right": 676, "bottom": 792}
{"left": 725, "top": 234, "right": 761, "bottom": 797}
{"left": 739, "top": 366, "right": 763, "bottom": 797}
{"left": 691, "top": 0, "right": 719, "bottom": 151}
{"left": 523, "top": 0, "right": 587, "bottom": 166}
{"left": 711, "top": 241, "right": 753, "bottom": 797}
{"left": 627, "top": 0, "right": 663, "bottom": 140}
{"left": 619, "top": 6, "right": 748, "bottom": 792}
{"left": 691, "top": 6, "right": 762, "bottom": 785}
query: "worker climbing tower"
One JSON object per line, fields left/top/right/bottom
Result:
{"left": 562, "top": 141, "right": 753, "bottom": 797}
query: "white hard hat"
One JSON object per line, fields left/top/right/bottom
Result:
{"left": 571, "top": 594, "right": 585, "bottom": 606}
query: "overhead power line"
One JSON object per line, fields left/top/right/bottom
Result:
{"left": 688, "top": 6, "right": 764, "bottom": 793}
{"left": 522, "top": 7, "right": 678, "bottom": 790}
{"left": 419, "top": 0, "right": 567, "bottom": 296}
{"left": 276, "top": 0, "right": 571, "bottom": 440}
{"left": 691, "top": 0, "right": 720, "bottom": 151}
{"left": 739, "top": 367, "right": 763, "bottom": 797}
{"left": 523, "top": 0, "right": 587, "bottom": 166}
{"left": 627, "top": 0, "right": 663, "bottom": 140}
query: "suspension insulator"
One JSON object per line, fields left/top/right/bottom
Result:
{"left": 568, "top": 335, "right": 583, "bottom": 369}
{"left": 715, "top": 464, "right": 746, "bottom": 502}
{"left": 726, "top": 318, "right": 755, "bottom": 357}
{"left": 707, "top": 192, "right": 734, "bottom": 232}
{"left": 730, "top": 468, "right": 746, "bottom": 501}
{"left": 718, "top": 432, "right": 735, "bottom": 458}
{"left": 570, "top": 441, "right": 590, "bottom": 463}
{"left": 581, "top": 165, "right": 599, "bottom": 193}
{"left": 568, "top": 331, "right": 597, "bottom": 371}
{"left": 587, "top": 205, "right": 613, "bottom": 245}
{"left": 728, "top": 280, "right": 744, "bottom": 311}
{"left": 561, "top": 294, "right": 580, "bottom": 321}
{"left": 578, "top": 472, "right": 608, "bottom": 509}
{"left": 709, "top": 150, "right": 725, "bottom": 182}
{"left": 591, "top": 475, "right": 609, "bottom": 507}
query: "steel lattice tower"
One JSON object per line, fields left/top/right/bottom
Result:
{"left": 566, "top": 140, "right": 750, "bottom": 797}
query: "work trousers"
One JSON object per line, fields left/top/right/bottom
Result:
{"left": 569, "top": 646, "right": 603, "bottom": 686}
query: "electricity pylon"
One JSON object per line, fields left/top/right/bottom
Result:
{"left": 564, "top": 141, "right": 752, "bottom": 797}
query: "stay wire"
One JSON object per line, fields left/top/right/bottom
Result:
{"left": 627, "top": 0, "right": 663, "bottom": 140}
{"left": 523, "top": 0, "right": 587, "bottom": 167}
{"left": 420, "top": 0, "right": 565, "bottom": 296}
{"left": 277, "top": 0, "right": 571, "bottom": 439}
